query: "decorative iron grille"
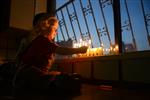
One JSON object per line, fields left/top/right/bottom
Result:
{"left": 55, "top": 0, "right": 150, "bottom": 55}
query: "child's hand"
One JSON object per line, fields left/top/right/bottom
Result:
{"left": 79, "top": 46, "right": 88, "bottom": 53}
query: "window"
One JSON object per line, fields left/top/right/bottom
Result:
{"left": 120, "top": 0, "right": 150, "bottom": 52}
{"left": 56, "top": 0, "right": 150, "bottom": 57}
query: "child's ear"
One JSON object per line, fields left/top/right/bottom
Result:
{"left": 45, "top": 19, "right": 51, "bottom": 28}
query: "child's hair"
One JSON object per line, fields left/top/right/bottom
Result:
{"left": 42, "top": 17, "right": 58, "bottom": 30}
{"left": 33, "top": 13, "right": 52, "bottom": 27}
{"left": 32, "top": 13, "right": 58, "bottom": 36}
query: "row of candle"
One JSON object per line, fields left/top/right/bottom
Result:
{"left": 73, "top": 45, "right": 119, "bottom": 58}
{"left": 55, "top": 39, "right": 119, "bottom": 59}
{"left": 73, "top": 39, "right": 92, "bottom": 48}
{"left": 72, "top": 39, "right": 119, "bottom": 57}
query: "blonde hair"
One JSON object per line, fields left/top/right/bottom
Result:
{"left": 32, "top": 17, "right": 58, "bottom": 36}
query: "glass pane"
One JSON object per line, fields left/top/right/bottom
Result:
{"left": 55, "top": 0, "right": 150, "bottom": 58}
{"left": 56, "top": 0, "right": 115, "bottom": 57}
{"left": 120, "top": 0, "right": 150, "bottom": 52}
{"left": 56, "top": 0, "right": 70, "bottom": 9}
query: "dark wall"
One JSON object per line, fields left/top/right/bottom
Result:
{"left": 47, "top": 0, "right": 56, "bottom": 16}
{"left": 0, "top": 0, "right": 11, "bottom": 32}
{"left": 0, "top": 0, "right": 56, "bottom": 32}
{"left": 0, "top": 0, "right": 56, "bottom": 63}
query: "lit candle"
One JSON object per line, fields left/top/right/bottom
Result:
{"left": 115, "top": 45, "right": 119, "bottom": 54}
{"left": 100, "top": 47, "right": 103, "bottom": 56}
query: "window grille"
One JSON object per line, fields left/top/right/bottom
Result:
{"left": 55, "top": 0, "right": 150, "bottom": 57}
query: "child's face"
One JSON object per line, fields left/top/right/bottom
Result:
{"left": 49, "top": 22, "right": 58, "bottom": 40}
